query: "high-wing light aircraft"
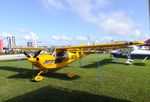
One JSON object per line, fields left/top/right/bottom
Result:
{"left": 14, "top": 41, "right": 144, "bottom": 81}
{"left": 111, "top": 40, "right": 150, "bottom": 64}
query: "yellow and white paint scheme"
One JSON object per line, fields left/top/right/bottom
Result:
{"left": 14, "top": 41, "right": 144, "bottom": 81}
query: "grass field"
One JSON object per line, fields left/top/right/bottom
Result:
{"left": 0, "top": 53, "right": 150, "bottom": 102}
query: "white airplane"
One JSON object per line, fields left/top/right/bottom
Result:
{"left": 111, "top": 45, "right": 150, "bottom": 64}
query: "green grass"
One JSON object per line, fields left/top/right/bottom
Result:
{"left": 0, "top": 54, "right": 150, "bottom": 102}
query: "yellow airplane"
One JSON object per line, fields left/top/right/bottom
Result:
{"left": 14, "top": 41, "right": 144, "bottom": 82}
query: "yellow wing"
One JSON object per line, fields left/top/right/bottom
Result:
{"left": 56, "top": 41, "right": 144, "bottom": 51}
{"left": 12, "top": 41, "right": 144, "bottom": 52}
{"left": 12, "top": 47, "right": 46, "bottom": 50}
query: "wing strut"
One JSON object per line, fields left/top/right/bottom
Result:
{"left": 79, "top": 59, "right": 82, "bottom": 67}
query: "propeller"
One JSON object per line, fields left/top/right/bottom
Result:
{"left": 33, "top": 50, "right": 42, "bottom": 58}
{"left": 22, "top": 50, "right": 42, "bottom": 81}
{"left": 23, "top": 50, "right": 41, "bottom": 58}
{"left": 24, "top": 51, "right": 31, "bottom": 58}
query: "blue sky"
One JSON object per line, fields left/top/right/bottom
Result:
{"left": 0, "top": 0, "right": 149, "bottom": 46}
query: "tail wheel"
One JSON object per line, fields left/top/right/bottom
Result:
{"left": 34, "top": 76, "right": 44, "bottom": 82}
{"left": 67, "top": 71, "right": 75, "bottom": 78}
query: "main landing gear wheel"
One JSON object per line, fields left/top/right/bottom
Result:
{"left": 34, "top": 76, "right": 44, "bottom": 82}
{"left": 67, "top": 71, "right": 75, "bottom": 78}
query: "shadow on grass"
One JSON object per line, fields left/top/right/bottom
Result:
{"left": 4, "top": 86, "right": 131, "bottom": 102}
{"left": 133, "top": 63, "right": 146, "bottom": 66}
{"left": 8, "top": 71, "right": 80, "bottom": 81}
{"left": 0, "top": 66, "right": 32, "bottom": 73}
{"left": 81, "top": 59, "right": 112, "bottom": 68}
{"left": 0, "top": 66, "right": 80, "bottom": 81}
{"left": 45, "top": 72, "right": 80, "bottom": 81}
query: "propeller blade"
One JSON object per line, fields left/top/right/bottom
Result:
{"left": 23, "top": 51, "right": 30, "bottom": 58}
{"left": 33, "top": 50, "right": 41, "bottom": 58}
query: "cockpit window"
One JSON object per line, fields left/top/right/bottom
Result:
{"left": 55, "top": 51, "right": 67, "bottom": 63}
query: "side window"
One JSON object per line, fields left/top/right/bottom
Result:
{"left": 55, "top": 51, "right": 67, "bottom": 63}
{"left": 56, "top": 51, "right": 65, "bottom": 57}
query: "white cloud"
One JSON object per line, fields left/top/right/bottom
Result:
{"left": 42, "top": 0, "right": 113, "bottom": 23}
{"left": 67, "top": 0, "right": 96, "bottom": 23}
{"left": 51, "top": 35, "right": 88, "bottom": 42}
{"left": 24, "top": 32, "right": 39, "bottom": 40}
{"left": 1, "top": 32, "right": 12, "bottom": 38}
{"left": 144, "top": 34, "right": 149, "bottom": 38}
{"left": 42, "top": 0, "right": 65, "bottom": 10}
{"left": 67, "top": 0, "right": 113, "bottom": 23}
{"left": 95, "top": 36, "right": 113, "bottom": 43}
{"left": 51, "top": 35, "right": 60, "bottom": 40}
{"left": 16, "top": 28, "right": 29, "bottom": 33}
{"left": 99, "top": 11, "right": 141, "bottom": 37}
{"left": 42, "top": 0, "right": 112, "bottom": 10}
{"left": 41, "top": 0, "right": 142, "bottom": 40}
{"left": 104, "top": 36, "right": 113, "bottom": 42}
{"left": 75, "top": 36, "right": 87, "bottom": 41}
{"left": 51, "top": 35, "right": 72, "bottom": 41}
{"left": 51, "top": 35, "right": 101, "bottom": 45}
{"left": 0, "top": 32, "right": 14, "bottom": 47}
{"left": 142, "top": 34, "right": 150, "bottom": 41}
